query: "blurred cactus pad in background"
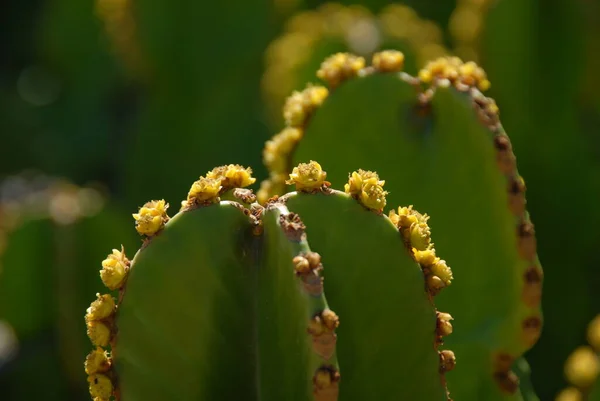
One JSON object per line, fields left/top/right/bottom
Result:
{"left": 0, "top": 0, "right": 599, "bottom": 400}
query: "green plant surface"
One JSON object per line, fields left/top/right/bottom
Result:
{"left": 115, "top": 203, "right": 257, "bottom": 400}
{"left": 482, "top": 1, "right": 600, "bottom": 398}
{"left": 261, "top": 53, "right": 542, "bottom": 400}
{"left": 259, "top": 204, "right": 338, "bottom": 400}
{"left": 513, "top": 358, "right": 540, "bottom": 401}
{"left": 284, "top": 190, "right": 448, "bottom": 400}
{"left": 90, "top": 162, "right": 455, "bottom": 400}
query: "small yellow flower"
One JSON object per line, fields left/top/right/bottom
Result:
{"left": 187, "top": 177, "right": 222, "bottom": 204}
{"left": 283, "top": 86, "right": 328, "bottom": 127}
{"left": 372, "top": 50, "right": 405, "bottom": 73}
{"left": 84, "top": 347, "right": 111, "bottom": 375}
{"left": 132, "top": 199, "right": 169, "bottom": 236}
{"left": 344, "top": 170, "right": 384, "bottom": 196}
{"left": 317, "top": 52, "right": 365, "bottom": 88}
{"left": 86, "top": 321, "right": 111, "bottom": 347}
{"left": 286, "top": 161, "right": 327, "bottom": 191}
{"left": 564, "top": 346, "right": 600, "bottom": 388}
{"left": 85, "top": 293, "right": 116, "bottom": 321}
{"left": 413, "top": 249, "right": 437, "bottom": 267}
{"left": 359, "top": 179, "right": 387, "bottom": 212}
{"left": 100, "top": 247, "right": 129, "bottom": 290}
{"left": 88, "top": 373, "right": 113, "bottom": 399}
{"left": 431, "top": 259, "right": 453, "bottom": 286}
{"left": 409, "top": 222, "right": 432, "bottom": 251}
{"left": 388, "top": 205, "right": 428, "bottom": 229}
{"left": 263, "top": 127, "right": 303, "bottom": 173}
{"left": 207, "top": 165, "right": 256, "bottom": 189}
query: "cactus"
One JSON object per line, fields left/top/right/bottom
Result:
{"left": 482, "top": 0, "right": 600, "bottom": 397}
{"left": 262, "top": 4, "right": 449, "bottom": 127}
{"left": 84, "top": 162, "right": 457, "bottom": 400}
{"left": 259, "top": 47, "right": 542, "bottom": 400}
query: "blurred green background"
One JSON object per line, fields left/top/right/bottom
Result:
{"left": 0, "top": 0, "right": 598, "bottom": 400}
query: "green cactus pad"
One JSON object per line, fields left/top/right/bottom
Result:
{"left": 284, "top": 190, "right": 449, "bottom": 401}
{"left": 271, "top": 64, "right": 542, "bottom": 400}
{"left": 115, "top": 202, "right": 256, "bottom": 400}
{"left": 115, "top": 200, "right": 341, "bottom": 401}
{"left": 259, "top": 204, "right": 339, "bottom": 400}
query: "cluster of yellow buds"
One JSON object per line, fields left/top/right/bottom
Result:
{"left": 205, "top": 164, "right": 256, "bottom": 190}
{"left": 344, "top": 169, "right": 388, "bottom": 212}
{"left": 284, "top": 85, "right": 329, "bottom": 128}
{"left": 317, "top": 52, "right": 365, "bottom": 88}
{"left": 372, "top": 50, "right": 405, "bottom": 73}
{"left": 388, "top": 205, "right": 432, "bottom": 251}
{"left": 185, "top": 164, "right": 257, "bottom": 209}
{"left": 418, "top": 56, "right": 491, "bottom": 91}
{"left": 556, "top": 315, "right": 600, "bottom": 401}
{"left": 388, "top": 206, "right": 453, "bottom": 295}
{"left": 100, "top": 247, "right": 130, "bottom": 291}
{"left": 132, "top": 199, "right": 169, "bottom": 236}
{"left": 263, "top": 127, "right": 303, "bottom": 174}
{"left": 286, "top": 161, "right": 329, "bottom": 192}
{"left": 308, "top": 309, "right": 340, "bottom": 337}
{"left": 293, "top": 251, "right": 322, "bottom": 276}
{"left": 84, "top": 293, "right": 117, "bottom": 400}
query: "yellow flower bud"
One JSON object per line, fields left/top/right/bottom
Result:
{"left": 431, "top": 259, "right": 453, "bottom": 286}
{"left": 283, "top": 86, "right": 328, "bottom": 127}
{"left": 100, "top": 247, "right": 129, "bottom": 290}
{"left": 556, "top": 387, "right": 582, "bottom": 401}
{"left": 372, "top": 50, "right": 405, "bottom": 73}
{"left": 344, "top": 170, "right": 384, "bottom": 196}
{"left": 86, "top": 293, "right": 116, "bottom": 321}
{"left": 84, "top": 347, "right": 111, "bottom": 375}
{"left": 286, "top": 161, "right": 327, "bottom": 191}
{"left": 564, "top": 346, "right": 600, "bottom": 388}
{"left": 87, "top": 321, "right": 111, "bottom": 347}
{"left": 418, "top": 69, "right": 433, "bottom": 83}
{"left": 88, "top": 373, "right": 113, "bottom": 399}
{"left": 207, "top": 165, "right": 256, "bottom": 189}
{"left": 587, "top": 315, "right": 600, "bottom": 351}
{"left": 436, "top": 312, "right": 454, "bottom": 337}
{"left": 426, "top": 275, "right": 446, "bottom": 295}
{"left": 321, "top": 309, "right": 340, "bottom": 331}
{"left": 293, "top": 255, "right": 311, "bottom": 275}
{"left": 388, "top": 205, "right": 428, "bottom": 229}
{"left": 359, "top": 179, "right": 387, "bottom": 212}
{"left": 317, "top": 52, "right": 365, "bottom": 88}
{"left": 187, "top": 177, "right": 222, "bottom": 204}
{"left": 439, "top": 350, "right": 456, "bottom": 372}
{"left": 132, "top": 199, "right": 169, "bottom": 236}
{"left": 408, "top": 222, "right": 431, "bottom": 251}
{"left": 413, "top": 249, "right": 438, "bottom": 267}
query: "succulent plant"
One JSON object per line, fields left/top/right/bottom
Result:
{"left": 84, "top": 162, "right": 457, "bottom": 400}
{"left": 259, "top": 48, "right": 542, "bottom": 401}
